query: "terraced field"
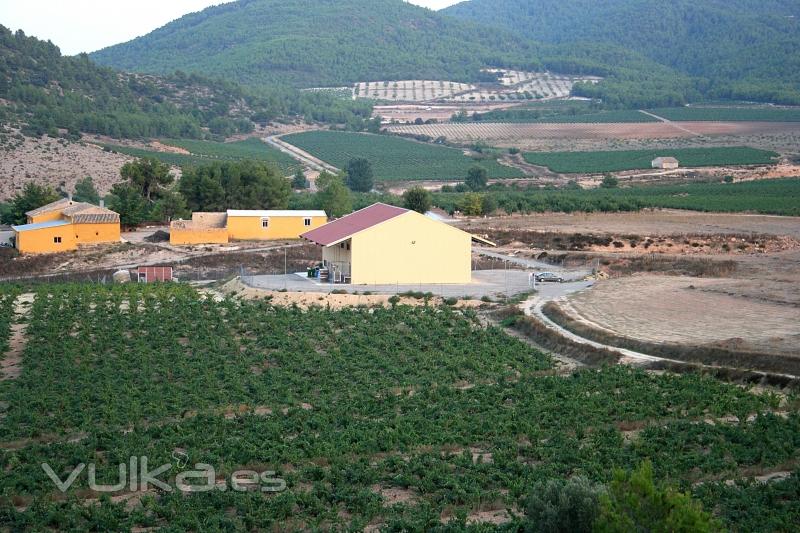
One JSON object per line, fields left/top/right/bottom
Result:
{"left": 354, "top": 80, "right": 474, "bottom": 102}
{"left": 281, "top": 131, "right": 523, "bottom": 181}
{"left": 0, "top": 283, "right": 798, "bottom": 530}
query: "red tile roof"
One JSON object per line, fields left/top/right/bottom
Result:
{"left": 300, "top": 203, "right": 408, "bottom": 246}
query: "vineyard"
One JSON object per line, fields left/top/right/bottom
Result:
{"left": 648, "top": 107, "right": 800, "bottom": 122}
{"left": 103, "top": 138, "right": 299, "bottom": 174}
{"left": 523, "top": 146, "right": 779, "bottom": 174}
{"left": 385, "top": 122, "right": 703, "bottom": 142}
{"left": 476, "top": 109, "right": 658, "bottom": 124}
{"left": 433, "top": 178, "right": 800, "bottom": 216}
{"left": 281, "top": 131, "right": 523, "bottom": 181}
{"left": 0, "top": 283, "right": 798, "bottom": 529}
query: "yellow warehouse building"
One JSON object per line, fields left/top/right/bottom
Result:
{"left": 13, "top": 198, "right": 121, "bottom": 254}
{"left": 301, "top": 203, "right": 493, "bottom": 285}
{"left": 170, "top": 210, "right": 327, "bottom": 245}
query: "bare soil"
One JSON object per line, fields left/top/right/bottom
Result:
{"left": 561, "top": 275, "right": 799, "bottom": 358}
{"left": 216, "top": 278, "right": 483, "bottom": 310}
{"left": 0, "top": 238, "right": 318, "bottom": 282}
{"left": 0, "top": 133, "right": 132, "bottom": 200}
{"left": 1, "top": 293, "right": 34, "bottom": 381}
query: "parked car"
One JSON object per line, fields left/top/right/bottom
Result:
{"left": 535, "top": 272, "right": 564, "bottom": 283}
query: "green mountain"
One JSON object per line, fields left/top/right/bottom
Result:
{"left": 444, "top": 0, "right": 800, "bottom": 104}
{"left": 89, "top": 0, "right": 538, "bottom": 87}
{"left": 0, "top": 25, "right": 373, "bottom": 140}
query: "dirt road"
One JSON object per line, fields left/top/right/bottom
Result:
{"left": 264, "top": 135, "right": 339, "bottom": 176}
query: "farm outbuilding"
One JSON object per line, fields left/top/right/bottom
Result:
{"left": 652, "top": 157, "right": 680, "bottom": 170}
{"left": 12, "top": 198, "right": 120, "bottom": 254}
{"left": 136, "top": 266, "right": 173, "bottom": 283}
{"left": 301, "top": 203, "right": 493, "bottom": 285}
{"left": 170, "top": 210, "right": 327, "bottom": 245}
{"left": 170, "top": 212, "right": 229, "bottom": 245}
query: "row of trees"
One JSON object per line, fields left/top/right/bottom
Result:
{"left": 0, "top": 157, "right": 505, "bottom": 228}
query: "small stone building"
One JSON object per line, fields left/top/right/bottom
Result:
{"left": 652, "top": 157, "right": 680, "bottom": 170}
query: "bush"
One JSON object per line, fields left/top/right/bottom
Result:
{"left": 596, "top": 461, "right": 722, "bottom": 533}
{"left": 524, "top": 477, "right": 601, "bottom": 533}
{"left": 601, "top": 174, "right": 619, "bottom": 189}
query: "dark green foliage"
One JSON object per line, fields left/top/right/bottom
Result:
{"left": 90, "top": 0, "right": 538, "bottom": 87}
{"left": 178, "top": 161, "right": 291, "bottom": 212}
{"left": 120, "top": 158, "right": 174, "bottom": 202}
{"left": 1, "top": 182, "right": 60, "bottom": 225}
{"left": 0, "top": 26, "right": 252, "bottom": 139}
{"left": 151, "top": 189, "right": 189, "bottom": 222}
{"left": 316, "top": 172, "right": 353, "bottom": 217}
{"left": 433, "top": 178, "right": 800, "bottom": 216}
{"left": 694, "top": 471, "right": 800, "bottom": 531}
{"left": 595, "top": 461, "right": 722, "bottom": 532}
{"left": 445, "top": 0, "right": 800, "bottom": 105}
{"left": 403, "top": 187, "right": 432, "bottom": 213}
{"left": 600, "top": 175, "right": 619, "bottom": 189}
{"left": 283, "top": 131, "right": 522, "bottom": 181}
{"left": 107, "top": 182, "right": 148, "bottom": 228}
{"left": 72, "top": 176, "right": 100, "bottom": 204}
{"left": 523, "top": 477, "right": 601, "bottom": 533}
{"left": 345, "top": 158, "right": 375, "bottom": 192}
{"left": 523, "top": 147, "right": 779, "bottom": 174}
{"left": 0, "top": 25, "right": 375, "bottom": 140}
{"left": 465, "top": 166, "right": 488, "bottom": 191}
{"left": 291, "top": 169, "right": 309, "bottom": 190}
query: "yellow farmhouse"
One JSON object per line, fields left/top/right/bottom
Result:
{"left": 170, "top": 209, "right": 327, "bottom": 245}
{"left": 13, "top": 198, "right": 121, "bottom": 254}
{"left": 301, "top": 203, "right": 493, "bottom": 285}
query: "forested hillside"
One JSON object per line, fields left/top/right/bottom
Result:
{"left": 445, "top": 0, "right": 800, "bottom": 105}
{"left": 88, "top": 0, "right": 540, "bottom": 87}
{"left": 0, "top": 26, "right": 374, "bottom": 140}
{"left": 87, "top": 0, "right": 737, "bottom": 109}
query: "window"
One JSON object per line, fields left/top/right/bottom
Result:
{"left": 304, "top": 217, "right": 312, "bottom": 227}
{"left": 261, "top": 218, "right": 269, "bottom": 228}
{"left": 53, "top": 236, "right": 62, "bottom": 244}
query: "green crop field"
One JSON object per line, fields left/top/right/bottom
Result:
{"left": 434, "top": 178, "right": 800, "bottom": 216}
{"left": 103, "top": 138, "right": 299, "bottom": 173}
{"left": 523, "top": 146, "right": 779, "bottom": 174}
{"left": 1, "top": 283, "right": 798, "bottom": 530}
{"left": 648, "top": 106, "right": 800, "bottom": 122}
{"left": 282, "top": 131, "right": 523, "bottom": 181}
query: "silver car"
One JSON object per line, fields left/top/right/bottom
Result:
{"left": 535, "top": 272, "right": 564, "bottom": 283}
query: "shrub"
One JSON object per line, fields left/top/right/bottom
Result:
{"left": 595, "top": 461, "right": 722, "bottom": 533}
{"left": 523, "top": 477, "right": 601, "bottom": 533}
